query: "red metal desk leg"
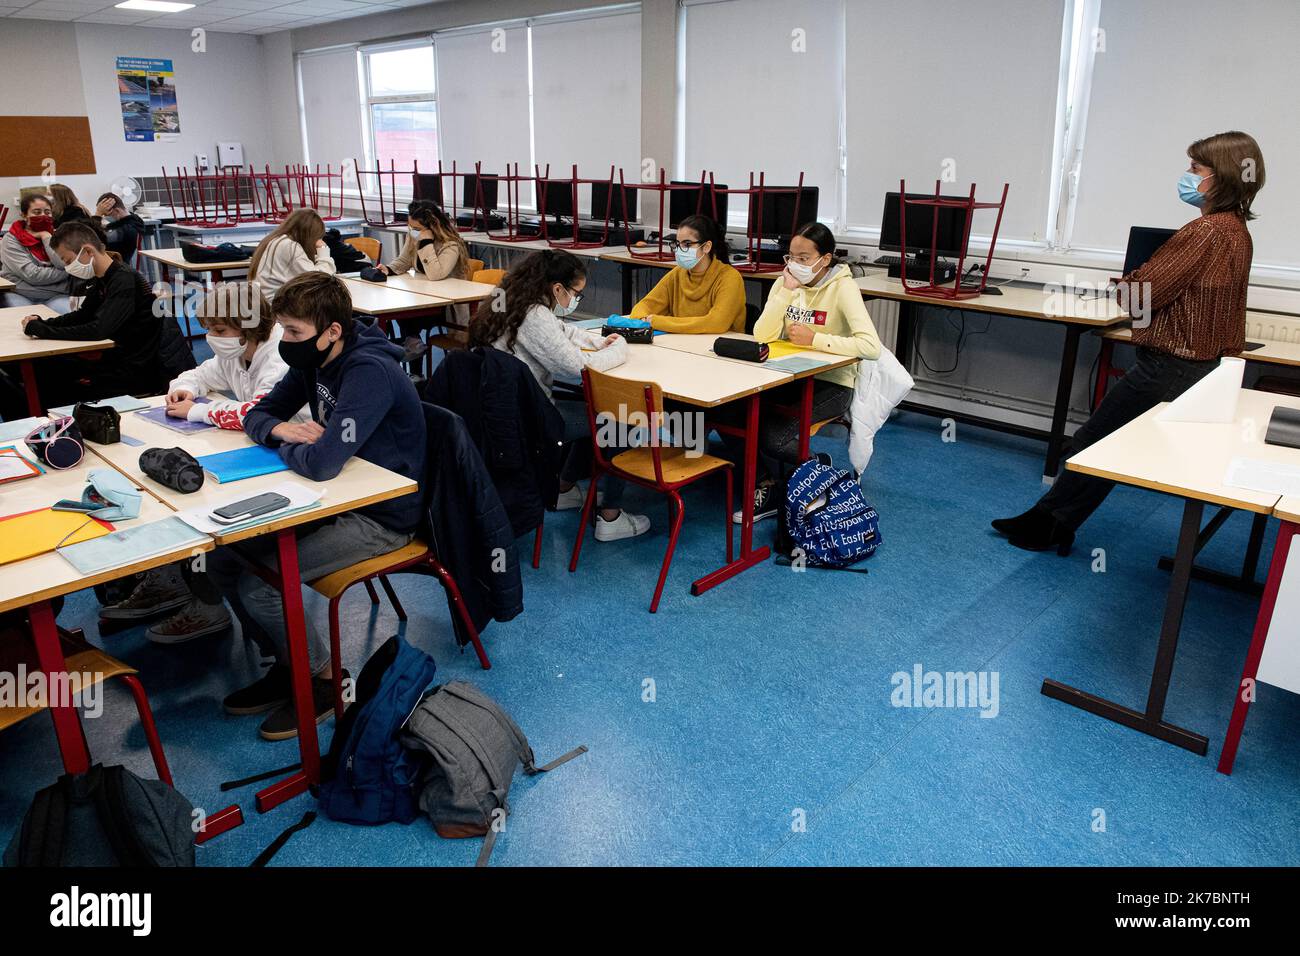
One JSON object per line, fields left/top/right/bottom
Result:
{"left": 1218, "top": 520, "right": 1295, "bottom": 775}
{"left": 29, "top": 600, "right": 90, "bottom": 774}
{"left": 255, "top": 528, "right": 320, "bottom": 813}
{"left": 19, "top": 359, "right": 42, "bottom": 416}
{"left": 796, "top": 377, "right": 814, "bottom": 461}
{"left": 692, "top": 393, "right": 770, "bottom": 595}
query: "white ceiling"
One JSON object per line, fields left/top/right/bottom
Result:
{"left": 0, "top": 0, "right": 432, "bottom": 35}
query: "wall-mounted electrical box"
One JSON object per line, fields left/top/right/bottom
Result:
{"left": 216, "top": 141, "right": 245, "bottom": 169}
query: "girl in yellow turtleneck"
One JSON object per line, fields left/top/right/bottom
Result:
{"left": 629, "top": 214, "right": 747, "bottom": 333}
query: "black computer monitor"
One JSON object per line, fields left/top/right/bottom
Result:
{"left": 747, "top": 186, "right": 819, "bottom": 240}
{"left": 590, "top": 182, "right": 639, "bottom": 225}
{"left": 412, "top": 173, "right": 443, "bottom": 205}
{"left": 538, "top": 179, "right": 575, "bottom": 219}
{"left": 668, "top": 181, "right": 728, "bottom": 229}
{"left": 462, "top": 173, "right": 498, "bottom": 212}
{"left": 1122, "top": 226, "right": 1177, "bottom": 275}
{"left": 879, "top": 191, "right": 967, "bottom": 259}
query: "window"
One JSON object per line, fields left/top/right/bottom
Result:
{"left": 362, "top": 43, "right": 438, "bottom": 173}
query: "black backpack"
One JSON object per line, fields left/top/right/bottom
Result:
{"left": 4, "top": 765, "right": 196, "bottom": 867}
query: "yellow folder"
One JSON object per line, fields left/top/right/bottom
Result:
{"left": 0, "top": 509, "right": 113, "bottom": 565}
{"left": 765, "top": 340, "right": 812, "bottom": 359}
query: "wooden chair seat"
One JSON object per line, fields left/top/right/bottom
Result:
{"left": 307, "top": 540, "right": 429, "bottom": 600}
{"left": 345, "top": 236, "right": 382, "bottom": 261}
{"left": 0, "top": 646, "right": 135, "bottom": 732}
{"left": 610, "top": 447, "right": 731, "bottom": 485}
{"left": 472, "top": 268, "right": 506, "bottom": 286}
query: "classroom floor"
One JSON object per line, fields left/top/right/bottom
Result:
{"left": 4, "top": 366, "right": 1299, "bottom": 866}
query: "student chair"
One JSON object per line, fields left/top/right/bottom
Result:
{"left": 0, "top": 204, "right": 8, "bottom": 231}
{"left": 345, "top": 236, "right": 382, "bottom": 262}
{"left": 472, "top": 267, "right": 506, "bottom": 287}
{"left": 569, "top": 367, "right": 733, "bottom": 613}
{"left": 467, "top": 258, "right": 485, "bottom": 276}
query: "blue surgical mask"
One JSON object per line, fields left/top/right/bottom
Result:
{"left": 1178, "top": 171, "right": 1207, "bottom": 207}
{"left": 554, "top": 290, "right": 580, "bottom": 317}
{"left": 675, "top": 247, "right": 700, "bottom": 271}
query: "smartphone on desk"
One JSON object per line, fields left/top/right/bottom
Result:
{"left": 210, "top": 492, "right": 290, "bottom": 525}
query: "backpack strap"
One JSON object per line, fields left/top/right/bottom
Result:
{"left": 526, "top": 745, "right": 588, "bottom": 776}
{"left": 250, "top": 811, "right": 316, "bottom": 867}
{"left": 474, "top": 825, "right": 499, "bottom": 867}
{"left": 93, "top": 766, "right": 158, "bottom": 867}
{"left": 20, "top": 779, "right": 68, "bottom": 867}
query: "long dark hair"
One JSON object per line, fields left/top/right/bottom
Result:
{"left": 408, "top": 200, "right": 470, "bottom": 278}
{"left": 469, "top": 249, "right": 585, "bottom": 351}
{"left": 677, "top": 214, "right": 730, "bottom": 265}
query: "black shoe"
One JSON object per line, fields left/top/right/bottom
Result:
{"left": 1008, "top": 521, "right": 1075, "bottom": 557}
{"left": 258, "top": 671, "right": 348, "bottom": 741}
{"left": 991, "top": 505, "right": 1053, "bottom": 540}
{"left": 223, "top": 664, "right": 291, "bottom": 716}
{"left": 733, "top": 480, "right": 778, "bottom": 525}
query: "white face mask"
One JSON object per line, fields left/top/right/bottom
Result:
{"left": 786, "top": 255, "right": 826, "bottom": 285}
{"left": 408, "top": 226, "right": 422, "bottom": 238}
{"left": 207, "top": 334, "right": 247, "bottom": 359}
{"left": 64, "top": 248, "right": 97, "bottom": 280}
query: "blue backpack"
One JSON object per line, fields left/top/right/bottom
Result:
{"left": 317, "top": 634, "right": 439, "bottom": 825}
{"left": 784, "top": 458, "right": 882, "bottom": 568}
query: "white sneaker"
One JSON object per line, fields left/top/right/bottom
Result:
{"left": 594, "top": 510, "right": 651, "bottom": 542}
{"left": 555, "top": 484, "right": 603, "bottom": 511}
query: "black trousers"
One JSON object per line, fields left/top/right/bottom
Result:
{"left": 1040, "top": 346, "right": 1217, "bottom": 530}
{"left": 715, "top": 379, "right": 853, "bottom": 484}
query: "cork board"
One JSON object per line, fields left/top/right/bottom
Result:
{"left": 0, "top": 116, "right": 97, "bottom": 177}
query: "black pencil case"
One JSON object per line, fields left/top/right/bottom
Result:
{"left": 712, "top": 337, "right": 769, "bottom": 363}
{"left": 603, "top": 324, "right": 654, "bottom": 344}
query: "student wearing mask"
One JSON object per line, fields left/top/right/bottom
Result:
{"left": 629, "top": 214, "right": 746, "bottom": 333}
{"left": 722, "top": 221, "right": 882, "bottom": 522}
{"left": 207, "top": 273, "right": 426, "bottom": 740}
{"left": 375, "top": 200, "right": 472, "bottom": 362}
{"left": 4, "top": 222, "right": 191, "bottom": 417}
{"left": 97, "top": 192, "right": 146, "bottom": 263}
{"left": 468, "top": 249, "right": 651, "bottom": 542}
{"left": 102, "top": 283, "right": 299, "bottom": 643}
{"left": 247, "top": 207, "right": 336, "bottom": 299}
{"left": 992, "top": 131, "right": 1266, "bottom": 555}
{"left": 0, "top": 195, "right": 72, "bottom": 310}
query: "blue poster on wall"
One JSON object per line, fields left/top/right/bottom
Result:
{"left": 116, "top": 57, "right": 180, "bottom": 143}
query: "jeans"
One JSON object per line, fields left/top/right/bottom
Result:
{"left": 555, "top": 396, "right": 625, "bottom": 507}
{"left": 1039, "top": 346, "right": 1217, "bottom": 530}
{"left": 206, "top": 511, "right": 413, "bottom": 674}
{"left": 2, "top": 291, "right": 71, "bottom": 313}
{"left": 716, "top": 379, "right": 853, "bottom": 483}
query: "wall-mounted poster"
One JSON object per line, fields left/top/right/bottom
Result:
{"left": 116, "top": 57, "right": 180, "bottom": 143}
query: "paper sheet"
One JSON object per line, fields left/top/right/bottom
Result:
{"left": 57, "top": 516, "right": 209, "bottom": 575}
{"left": 1156, "top": 357, "right": 1245, "bottom": 424}
{"left": 48, "top": 395, "right": 151, "bottom": 418}
{"left": 0, "top": 449, "right": 41, "bottom": 483}
{"left": 174, "top": 481, "right": 322, "bottom": 534}
{"left": 1224, "top": 457, "right": 1300, "bottom": 497}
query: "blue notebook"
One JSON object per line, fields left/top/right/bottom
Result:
{"left": 196, "top": 445, "right": 288, "bottom": 483}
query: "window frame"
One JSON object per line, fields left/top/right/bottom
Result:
{"left": 360, "top": 41, "right": 440, "bottom": 182}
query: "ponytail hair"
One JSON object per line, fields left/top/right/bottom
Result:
{"left": 677, "top": 214, "right": 730, "bottom": 265}
{"left": 468, "top": 248, "right": 586, "bottom": 351}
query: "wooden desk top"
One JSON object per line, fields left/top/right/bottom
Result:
{"left": 1065, "top": 389, "right": 1300, "bottom": 514}
{"left": 0, "top": 305, "right": 115, "bottom": 365}
{"left": 0, "top": 445, "right": 210, "bottom": 614}
{"left": 138, "top": 247, "right": 251, "bottom": 273}
{"left": 379, "top": 273, "right": 495, "bottom": 303}
{"left": 1101, "top": 322, "right": 1300, "bottom": 369}
{"left": 88, "top": 398, "right": 417, "bottom": 545}
{"left": 603, "top": 343, "right": 791, "bottom": 407}
{"left": 1275, "top": 496, "right": 1300, "bottom": 524}
{"left": 339, "top": 277, "right": 451, "bottom": 315}
{"left": 0, "top": 276, "right": 14, "bottom": 293}
{"left": 653, "top": 332, "right": 858, "bottom": 381}
{"left": 856, "top": 274, "right": 1128, "bottom": 327}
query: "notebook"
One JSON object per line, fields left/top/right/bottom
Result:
{"left": 196, "top": 444, "right": 288, "bottom": 483}
{"left": 135, "top": 399, "right": 213, "bottom": 434}
{"left": 48, "top": 395, "right": 151, "bottom": 418}
{"left": 767, "top": 356, "right": 834, "bottom": 374}
{"left": 0, "top": 448, "right": 42, "bottom": 484}
{"left": 0, "top": 417, "right": 44, "bottom": 443}
{"left": 57, "top": 516, "right": 209, "bottom": 575}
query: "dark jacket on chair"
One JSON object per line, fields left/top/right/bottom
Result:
{"left": 421, "top": 402, "right": 523, "bottom": 645}
{"left": 422, "top": 347, "right": 564, "bottom": 538}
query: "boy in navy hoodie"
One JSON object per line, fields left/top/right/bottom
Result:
{"left": 205, "top": 272, "right": 427, "bottom": 741}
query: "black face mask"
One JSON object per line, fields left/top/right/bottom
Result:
{"left": 279, "top": 330, "right": 332, "bottom": 370}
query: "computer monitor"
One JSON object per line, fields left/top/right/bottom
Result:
{"left": 746, "top": 186, "right": 820, "bottom": 241}
{"left": 591, "top": 182, "right": 639, "bottom": 225}
{"left": 412, "top": 173, "right": 443, "bottom": 206}
{"left": 668, "top": 182, "right": 728, "bottom": 229}
{"left": 462, "top": 173, "right": 498, "bottom": 212}
{"left": 1122, "top": 226, "right": 1177, "bottom": 275}
{"left": 538, "top": 179, "right": 575, "bottom": 219}
{"left": 879, "top": 191, "right": 967, "bottom": 259}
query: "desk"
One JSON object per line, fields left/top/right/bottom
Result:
{"left": 857, "top": 274, "right": 1128, "bottom": 480}
{"left": 88, "top": 397, "right": 417, "bottom": 812}
{"left": 599, "top": 251, "right": 783, "bottom": 315}
{"left": 338, "top": 276, "right": 450, "bottom": 318}
{"left": 378, "top": 274, "right": 495, "bottom": 304}
{"left": 1101, "top": 322, "right": 1300, "bottom": 370}
{"left": 1041, "top": 389, "right": 1300, "bottom": 755}
{"left": 0, "top": 277, "right": 14, "bottom": 294}
{"left": 0, "top": 305, "right": 115, "bottom": 415}
{"left": 138, "top": 246, "right": 251, "bottom": 281}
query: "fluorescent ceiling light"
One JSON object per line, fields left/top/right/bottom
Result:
{"left": 115, "top": 0, "right": 197, "bottom": 11}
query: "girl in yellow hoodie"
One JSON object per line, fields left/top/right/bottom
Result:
{"left": 723, "top": 222, "right": 882, "bottom": 522}
{"left": 629, "top": 214, "right": 746, "bottom": 333}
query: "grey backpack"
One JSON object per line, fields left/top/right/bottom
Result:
{"left": 401, "top": 681, "right": 585, "bottom": 865}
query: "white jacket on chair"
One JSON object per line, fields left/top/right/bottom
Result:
{"left": 848, "top": 346, "right": 913, "bottom": 475}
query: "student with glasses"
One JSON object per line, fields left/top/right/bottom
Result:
{"left": 629, "top": 214, "right": 746, "bottom": 333}
{"left": 468, "top": 249, "right": 651, "bottom": 542}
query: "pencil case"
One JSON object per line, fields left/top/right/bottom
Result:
{"left": 712, "top": 337, "right": 769, "bottom": 363}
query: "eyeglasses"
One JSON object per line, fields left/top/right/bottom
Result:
{"left": 668, "top": 239, "right": 704, "bottom": 252}
{"left": 566, "top": 288, "right": 583, "bottom": 304}
{"left": 783, "top": 254, "right": 826, "bottom": 267}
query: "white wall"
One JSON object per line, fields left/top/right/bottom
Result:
{"left": 2, "top": 21, "right": 284, "bottom": 209}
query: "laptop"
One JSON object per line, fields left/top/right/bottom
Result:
{"left": 1121, "top": 226, "right": 1178, "bottom": 275}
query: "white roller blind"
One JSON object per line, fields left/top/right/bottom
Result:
{"left": 434, "top": 27, "right": 532, "bottom": 178}
{"left": 844, "top": 0, "right": 1066, "bottom": 244}
{"left": 682, "top": 0, "right": 842, "bottom": 227}
{"left": 1070, "top": 0, "right": 1298, "bottom": 268}
{"left": 298, "top": 48, "right": 365, "bottom": 171}
{"left": 532, "top": 12, "right": 642, "bottom": 181}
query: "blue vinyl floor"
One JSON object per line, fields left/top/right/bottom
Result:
{"left": 3, "top": 372, "right": 1298, "bottom": 866}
